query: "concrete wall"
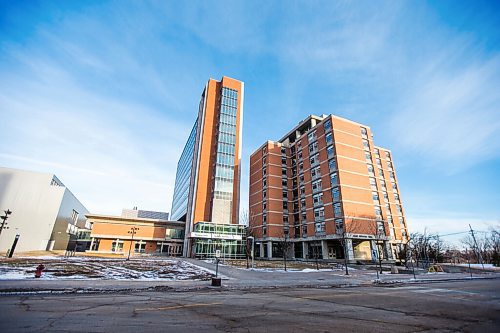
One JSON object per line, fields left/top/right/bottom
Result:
{"left": 0, "top": 168, "right": 88, "bottom": 253}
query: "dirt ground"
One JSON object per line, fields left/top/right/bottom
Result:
{"left": 0, "top": 255, "right": 213, "bottom": 280}
{"left": 223, "top": 259, "right": 338, "bottom": 270}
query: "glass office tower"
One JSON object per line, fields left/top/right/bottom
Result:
{"left": 171, "top": 76, "right": 245, "bottom": 257}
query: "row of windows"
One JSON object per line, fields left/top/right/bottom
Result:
{"left": 215, "top": 165, "right": 234, "bottom": 180}
{"left": 222, "top": 96, "right": 238, "bottom": 108}
{"left": 220, "top": 113, "right": 237, "bottom": 126}
{"left": 219, "top": 132, "right": 236, "bottom": 145}
{"left": 214, "top": 178, "right": 234, "bottom": 193}
{"left": 216, "top": 153, "right": 234, "bottom": 166}
{"left": 219, "top": 122, "right": 236, "bottom": 135}
{"left": 217, "top": 142, "right": 235, "bottom": 155}
{"left": 221, "top": 104, "right": 237, "bottom": 117}
{"left": 222, "top": 87, "right": 238, "bottom": 99}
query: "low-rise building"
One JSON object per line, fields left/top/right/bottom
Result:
{"left": 0, "top": 167, "right": 89, "bottom": 253}
{"left": 86, "top": 208, "right": 184, "bottom": 256}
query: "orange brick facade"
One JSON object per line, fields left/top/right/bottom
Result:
{"left": 87, "top": 214, "right": 185, "bottom": 257}
{"left": 249, "top": 115, "right": 409, "bottom": 261}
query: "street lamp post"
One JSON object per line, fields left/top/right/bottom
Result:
{"left": 127, "top": 227, "right": 139, "bottom": 261}
{"left": 0, "top": 209, "right": 13, "bottom": 237}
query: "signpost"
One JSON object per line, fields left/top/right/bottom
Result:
{"left": 212, "top": 249, "right": 222, "bottom": 287}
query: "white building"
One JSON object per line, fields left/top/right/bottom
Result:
{"left": 0, "top": 167, "right": 89, "bottom": 253}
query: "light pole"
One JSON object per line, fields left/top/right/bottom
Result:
{"left": 0, "top": 209, "right": 12, "bottom": 237}
{"left": 127, "top": 227, "right": 139, "bottom": 260}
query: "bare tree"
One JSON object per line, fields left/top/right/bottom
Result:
{"left": 276, "top": 229, "right": 293, "bottom": 271}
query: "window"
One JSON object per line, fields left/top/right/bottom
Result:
{"left": 367, "top": 165, "right": 374, "bottom": 176}
{"left": 380, "top": 180, "right": 386, "bottom": 188}
{"left": 394, "top": 193, "right": 400, "bottom": 202}
{"left": 283, "top": 201, "right": 288, "bottom": 210}
{"left": 70, "top": 210, "right": 79, "bottom": 224}
{"left": 325, "top": 132, "right": 333, "bottom": 145}
{"left": 263, "top": 167, "right": 267, "bottom": 176}
{"left": 362, "top": 139, "right": 370, "bottom": 150}
{"left": 335, "top": 219, "right": 344, "bottom": 232}
{"left": 386, "top": 151, "right": 391, "bottom": 159}
{"left": 385, "top": 204, "right": 391, "bottom": 214}
{"left": 365, "top": 152, "right": 372, "bottom": 161}
{"left": 327, "top": 145, "right": 334, "bottom": 157}
{"left": 281, "top": 178, "right": 287, "bottom": 187}
{"left": 263, "top": 214, "right": 267, "bottom": 223}
{"left": 263, "top": 226, "right": 267, "bottom": 235}
{"left": 283, "top": 216, "right": 288, "bottom": 224}
{"left": 328, "top": 158, "right": 336, "bottom": 171}
{"left": 312, "top": 179, "right": 322, "bottom": 192}
{"left": 281, "top": 157, "right": 287, "bottom": 165}
{"left": 308, "top": 130, "right": 317, "bottom": 142}
{"left": 301, "top": 211, "right": 307, "bottom": 221}
{"left": 383, "top": 192, "right": 389, "bottom": 201}
{"left": 262, "top": 147, "right": 267, "bottom": 154}
{"left": 396, "top": 205, "right": 403, "bottom": 215}
{"left": 311, "top": 166, "right": 321, "bottom": 179}
{"left": 376, "top": 158, "right": 382, "bottom": 166}
{"left": 300, "top": 198, "right": 306, "bottom": 207}
{"left": 134, "top": 241, "right": 146, "bottom": 253}
{"left": 310, "top": 153, "right": 319, "bottom": 166}
{"left": 298, "top": 151, "right": 302, "bottom": 160}
{"left": 330, "top": 172, "right": 338, "bottom": 186}
{"left": 262, "top": 156, "right": 266, "bottom": 164}
{"left": 334, "top": 203, "right": 342, "bottom": 217}
{"left": 390, "top": 172, "right": 395, "bottom": 180}
{"left": 299, "top": 174, "right": 304, "bottom": 183}
{"left": 324, "top": 120, "right": 332, "bottom": 131}
{"left": 361, "top": 127, "right": 368, "bottom": 137}
{"left": 263, "top": 178, "right": 267, "bottom": 187}
{"left": 313, "top": 193, "right": 323, "bottom": 206}
{"left": 315, "top": 222, "right": 325, "bottom": 233}
{"left": 281, "top": 147, "right": 286, "bottom": 154}
{"left": 314, "top": 207, "right": 325, "bottom": 220}
{"left": 282, "top": 190, "right": 288, "bottom": 198}
{"left": 374, "top": 148, "right": 380, "bottom": 157}
{"left": 375, "top": 206, "right": 382, "bottom": 218}
{"left": 263, "top": 202, "right": 267, "bottom": 211}
{"left": 300, "top": 186, "right": 305, "bottom": 195}
{"left": 332, "top": 187, "right": 340, "bottom": 201}
{"left": 299, "top": 162, "right": 303, "bottom": 171}
{"left": 309, "top": 141, "right": 318, "bottom": 153}
{"left": 378, "top": 168, "right": 384, "bottom": 177}
{"left": 263, "top": 190, "right": 267, "bottom": 198}
{"left": 111, "top": 240, "right": 124, "bottom": 253}
{"left": 302, "top": 224, "right": 307, "bottom": 236}
{"left": 282, "top": 168, "right": 287, "bottom": 176}
{"left": 372, "top": 192, "right": 379, "bottom": 201}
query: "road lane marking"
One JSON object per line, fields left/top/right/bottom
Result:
{"left": 135, "top": 302, "right": 222, "bottom": 312}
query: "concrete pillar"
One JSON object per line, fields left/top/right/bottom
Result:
{"left": 267, "top": 241, "right": 273, "bottom": 259}
{"left": 384, "top": 241, "right": 393, "bottom": 260}
{"left": 370, "top": 240, "right": 378, "bottom": 261}
{"left": 90, "top": 238, "right": 95, "bottom": 251}
{"left": 321, "top": 240, "right": 329, "bottom": 260}
{"left": 345, "top": 239, "right": 354, "bottom": 262}
{"left": 302, "top": 242, "right": 308, "bottom": 259}
{"left": 259, "top": 242, "right": 264, "bottom": 258}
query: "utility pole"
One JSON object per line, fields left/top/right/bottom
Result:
{"left": 0, "top": 209, "right": 13, "bottom": 237}
{"left": 469, "top": 224, "right": 484, "bottom": 269}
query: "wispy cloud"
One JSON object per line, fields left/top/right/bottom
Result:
{"left": 390, "top": 51, "right": 500, "bottom": 173}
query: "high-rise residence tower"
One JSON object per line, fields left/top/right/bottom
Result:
{"left": 249, "top": 115, "right": 409, "bottom": 262}
{"left": 171, "top": 76, "right": 245, "bottom": 258}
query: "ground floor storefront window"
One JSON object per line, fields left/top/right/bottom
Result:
{"left": 156, "top": 242, "right": 183, "bottom": 256}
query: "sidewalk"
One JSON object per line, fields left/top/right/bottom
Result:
{"left": 1, "top": 258, "right": 498, "bottom": 295}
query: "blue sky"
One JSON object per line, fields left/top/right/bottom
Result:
{"left": 1, "top": 1, "right": 499, "bottom": 242}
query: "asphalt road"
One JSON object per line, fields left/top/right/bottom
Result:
{"left": 0, "top": 280, "right": 498, "bottom": 332}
